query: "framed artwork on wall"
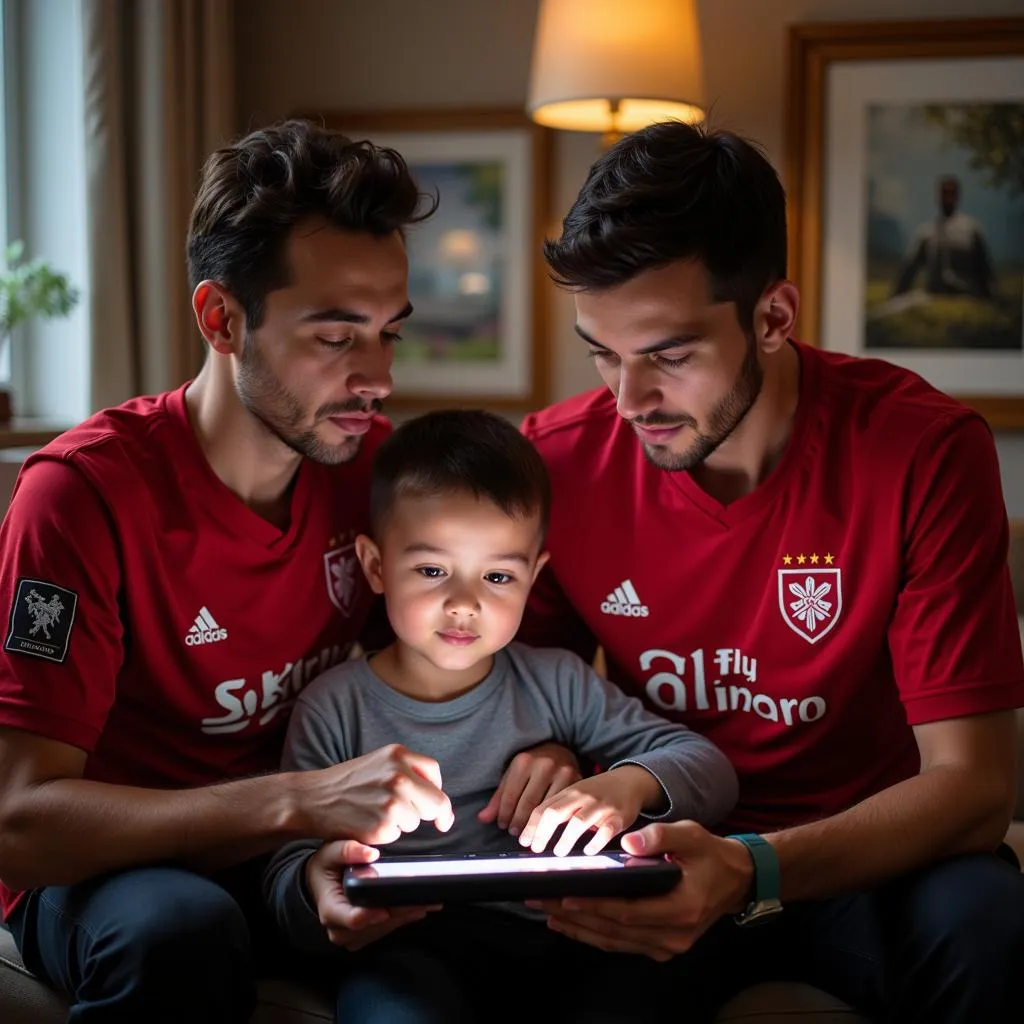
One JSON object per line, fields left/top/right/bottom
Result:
{"left": 310, "top": 109, "right": 552, "bottom": 411}
{"left": 785, "top": 18, "right": 1024, "bottom": 429}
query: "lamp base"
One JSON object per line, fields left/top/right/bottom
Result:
{"left": 0, "top": 387, "right": 11, "bottom": 425}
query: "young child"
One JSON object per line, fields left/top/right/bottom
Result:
{"left": 264, "top": 409, "right": 738, "bottom": 1023}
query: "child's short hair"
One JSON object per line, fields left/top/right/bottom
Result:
{"left": 370, "top": 410, "right": 551, "bottom": 537}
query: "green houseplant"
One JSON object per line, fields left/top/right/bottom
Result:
{"left": 0, "top": 240, "right": 80, "bottom": 424}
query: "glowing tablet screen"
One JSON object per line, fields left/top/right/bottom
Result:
{"left": 365, "top": 854, "right": 625, "bottom": 878}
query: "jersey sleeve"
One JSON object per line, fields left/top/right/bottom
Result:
{"left": 888, "top": 414, "right": 1024, "bottom": 725}
{"left": 0, "top": 458, "right": 125, "bottom": 751}
{"left": 532, "top": 647, "right": 738, "bottom": 826}
{"left": 279, "top": 668, "right": 353, "bottom": 771}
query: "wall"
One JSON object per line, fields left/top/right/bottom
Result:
{"left": 235, "top": 0, "right": 1024, "bottom": 515}
{"left": 0, "top": 451, "right": 22, "bottom": 514}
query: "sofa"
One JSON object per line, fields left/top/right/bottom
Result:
{"left": 2, "top": 533, "right": 1023, "bottom": 1021}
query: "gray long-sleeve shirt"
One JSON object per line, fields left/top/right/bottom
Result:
{"left": 264, "top": 642, "right": 738, "bottom": 947}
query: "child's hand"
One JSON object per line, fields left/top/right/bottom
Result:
{"left": 517, "top": 766, "right": 662, "bottom": 857}
{"left": 305, "top": 839, "right": 441, "bottom": 950}
{"left": 477, "top": 741, "right": 581, "bottom": 836}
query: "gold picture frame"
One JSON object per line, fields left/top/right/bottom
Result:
{"left": 785, "top": 18, "right": 1024, "bottom": 430}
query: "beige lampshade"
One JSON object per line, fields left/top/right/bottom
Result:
{"left": 527, "top": 0, "right": 705, "bottom": 136}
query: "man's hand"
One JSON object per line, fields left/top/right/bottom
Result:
{"left": 517, "top": 765, "right": 659, "bottom": 856}
{"left": 528, "top": 820, "right": 752, "bottom": 961}
{"left": 291, "top": 743, "right": 455, "bottom": 844}
{"left": 305, "top": 840, "right": 440, "bottom": 951}
{"left": 477, "top": 741, "right": 581, "bottom": 836}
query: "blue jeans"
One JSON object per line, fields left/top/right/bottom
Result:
{"left": 8, "top": 848, "right": 1024, "bottom": 1023}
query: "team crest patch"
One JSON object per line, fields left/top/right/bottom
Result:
{"left": 324, "top": 543, "right": 359, "bottom": 616}
{"left": 4, "top": 578, "right": 78, "bottom": 663}
{"left": 778, "top": 566, "right": 842, "bottom": 645}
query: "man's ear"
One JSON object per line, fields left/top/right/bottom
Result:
{"left": 192, "top": 280, "right": 243, "bottom": 354}
{"left": 531, "top": 550, "right": 550, "bottom": 585}
{"left": 355, "top": 534, "right": 386, "bottom": 594}
{"left": 754, "top": 281, "right": 800, "bottom": 354}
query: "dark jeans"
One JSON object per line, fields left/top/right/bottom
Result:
{"left": 6, "top": 856, "right": 318, "bottom": 1024}
{"left": 332, "top": 904, "right": 676, "bottom": 1024}
{"left": 8, "top": 848, "right": 1024, "bottom": 1023}
{"left": 662, "top": 846, "right": 1024, "bottom": 1024}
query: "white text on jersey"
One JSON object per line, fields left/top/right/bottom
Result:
{"left": 185, "top": 606, "right": 228, "bottom": 646}
{"left": 601, "top": 579, "right": 649, "bottom": 617}
{"left": 199, "top": 644, "right": 348, "bottom": 735}
{"left": 640, "top": 646, "right": 827, "bottom": 727}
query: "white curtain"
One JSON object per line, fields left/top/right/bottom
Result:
{"left": 82, "top": 0, "right": 235, "bottom": 410}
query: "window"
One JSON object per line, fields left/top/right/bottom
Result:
{"left": 0, "top": 0, "right": 11, "bottom": 386}
{"left": 0, "top": 0, "right": 88, "bottom": 424}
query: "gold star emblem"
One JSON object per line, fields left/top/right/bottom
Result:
{"left": 783, "top": 554, "right": 793, "bottom": 566}
{"left": 797, "top": 554, "right": 806, "bottom": 565}
{"left": 824, "top": 553, "right": 834, "bottom": 565}
{"left": 809, "top": 553, "right": 819, "bottom": 565}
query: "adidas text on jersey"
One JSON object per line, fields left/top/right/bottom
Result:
{"left": 185, "top": 607, "right": 228, "bottom": 645}
{"left": 601, "top": 579, "right": 649, "bottom": 618}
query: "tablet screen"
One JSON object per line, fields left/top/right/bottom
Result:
{"left": 363, "top": 854, "right": 628, "bottom": 878}
{"left": 344, "top": 852, "right": 680, "bottom": 906}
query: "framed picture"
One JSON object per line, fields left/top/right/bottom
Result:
{"left": 313, "top": 109, "right": 552, "bottom": 411}
{"left": 786, "top": 18, "right": 1024, "bottom": 429}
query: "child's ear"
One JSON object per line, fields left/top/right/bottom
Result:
{"left": 355, "top": 534, "right": 385, "bottom": 594}
{"left": 531, "top": 550, "right": 550, "bottom": 584}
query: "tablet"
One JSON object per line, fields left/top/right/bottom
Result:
{"left": 343, "top": 851, "right": 682, "bottom": 907}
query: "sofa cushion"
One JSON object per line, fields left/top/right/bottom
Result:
{"left": 0, "top": 927, "right": 65, "bottom": 1024}
{"left": 717, "top": 983, "right": 868, "bottom": 1021}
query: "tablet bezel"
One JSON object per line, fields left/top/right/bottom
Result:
{"left": 342, "top": 851, "right": 681, "bottom": 907}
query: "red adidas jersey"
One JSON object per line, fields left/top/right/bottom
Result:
{"left": 520, "top": 342, "right": 1024, "bottom": 835}
{"left": 0, "top": 384, "right": 387, "bottom": 918}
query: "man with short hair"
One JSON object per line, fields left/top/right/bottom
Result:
{"left": 0, "top": 119, "right": 458, "bottom": 1022}
{"left": 519, "top": 119, "right": 1024, "bottom": 1022}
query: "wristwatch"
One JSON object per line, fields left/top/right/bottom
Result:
{"left": 726, "top": 833, "right": 783, "bottom": 926}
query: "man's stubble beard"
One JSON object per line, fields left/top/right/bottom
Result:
{"left": 638, "top": 339, "right": 763, "bottom": 472}
{"left": 235, "top": 333, "right": 380, "bottom": 466}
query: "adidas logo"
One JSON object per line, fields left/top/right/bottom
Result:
{"left": 185, "top": 606, "right": 228, "bottom": 646}
{"left": 600, "top": 579, "right": 649, "bottom": 618}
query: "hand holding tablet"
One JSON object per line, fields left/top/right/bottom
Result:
{"left": 343, "top": 850, "right": 682, "bottom": 907}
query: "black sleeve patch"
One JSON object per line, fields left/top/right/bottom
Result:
{"left": 4, "top": 578, "right": 78, "bottom": 664}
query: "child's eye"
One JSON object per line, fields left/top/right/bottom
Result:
{"left": 417, "top": 566, "right": 446, "bottom": 578}
{"left": 484, "top": 572, "right": 514, "bottom": 585}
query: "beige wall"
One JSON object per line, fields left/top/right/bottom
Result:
{"left": 0, "top": 454, "right": 26, "bottom": 517}
{"left": 234, "top": 0, "right": 1024, "bottom": 514}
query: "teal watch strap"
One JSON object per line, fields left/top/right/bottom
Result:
{"left": 726, "top": 833, "right": 780, "bottom": 903}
